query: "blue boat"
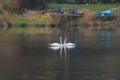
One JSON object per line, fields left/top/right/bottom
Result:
{"left": 97, "top": 10, "right": 114, "bottom": 17}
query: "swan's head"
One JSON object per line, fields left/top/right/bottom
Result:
{"left": 60, "top": 37, "right": 62, "bottom": 40}
{"left": 60, "top": 37, "right": 62, "bottom": 44}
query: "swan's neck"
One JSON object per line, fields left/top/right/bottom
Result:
{"left": 60, "top": 37, "right": 67, "bottom": 46}
{"left": 64, "top": 37, "right": 66, "bottom": 45}
{"left": 60, "top": 37, "right": 62, "bottom": 45}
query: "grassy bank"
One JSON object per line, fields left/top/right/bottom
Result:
{"left": 9, "top": 27, "right": 46, "bottom": 34}
{"left": 48, "top": 3, "right": 120, "bottom": 12}
{"left": 0, "top": 2, "right": 120, "bottom": 33}
{"left": 13, "top": 17, "right": 46, "bottom": 26}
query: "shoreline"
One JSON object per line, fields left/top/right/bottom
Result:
{"left": 0, "top": 7, "right": 120, "bottom": 31}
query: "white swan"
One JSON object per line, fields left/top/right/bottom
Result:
{"left": 49, "top": 37, "right": 62, "bottom": 50}
{"left": 49, "top": 37, "right": 76, "bottom": 50}
{"left": 49, "top": 37, "right": 62, "bottom": 47}
{"left": 49, "top": 46, "right": 61, "bottom": 50}
{"left": 63, "top": 37, "right": 76, "bottom": 48}
{"left": 64, "top": 37, "right": 76, "bottom": 46}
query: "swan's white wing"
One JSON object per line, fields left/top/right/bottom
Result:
{"left": 65, "top": 43, "right": 76, "bottom": 46}
{"left": 49, "top": 46, "right": 61, "bottom": 50}
{"left": 65, "top": 43, "right": 76, "bottom": 49}
{"left": 49, "top": 43, "right": 61, "bottom": 46}
{"left": 66, "top": 45, "right": 76, "bottom": 49}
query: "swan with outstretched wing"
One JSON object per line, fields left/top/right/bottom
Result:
{"left": 63, "top": 37, "right": 76, "bottom": 48}
{"left": 49, "top": 37, "right": 62, "bottom": 47}
{"left": 49, "top": 37, "right": 62, "bottom": 50}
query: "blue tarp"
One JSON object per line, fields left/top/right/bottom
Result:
{"left": 97, "top": 10, "right": 114, "bottom": 17}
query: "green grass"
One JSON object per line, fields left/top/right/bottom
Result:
{"left": 48, "top": 3, "right": 120, "bottom": 12}
{"left": 13, "top": 17, "right": 47, "bottom": 25}
{"left": 10, "top": 17, "right": 48, "bottom": 34}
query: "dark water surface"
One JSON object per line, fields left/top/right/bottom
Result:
{"left": 0, "top": 28, "right": 120, "bottom": 80}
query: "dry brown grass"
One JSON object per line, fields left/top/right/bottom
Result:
{"left": 78, "top": 9, "right": 97, "bottom": 26}
{"left": 22, "top": 10, "right": 39, "bottom": 19}
{"left": 22, "top": 11, "right": 53, "bottom": 26}
{"left": 21, "top": 9, "right": 98, "bottom": 27}
{"left": 112, "top": 9, "right": 120, "bottom": 21}
{"left": 0, "top": 7, "right": 13, "bottom": 30}
{"left": 40, "top": 12, "right": 53, "bottom": 25}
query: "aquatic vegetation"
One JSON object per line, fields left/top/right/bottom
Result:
{"left": 9, "top": 27, "right": 47, "bottom": 34}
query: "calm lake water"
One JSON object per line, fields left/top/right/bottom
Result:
{"left": 0, "top": 27, "right": 120, "bottom": 80}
